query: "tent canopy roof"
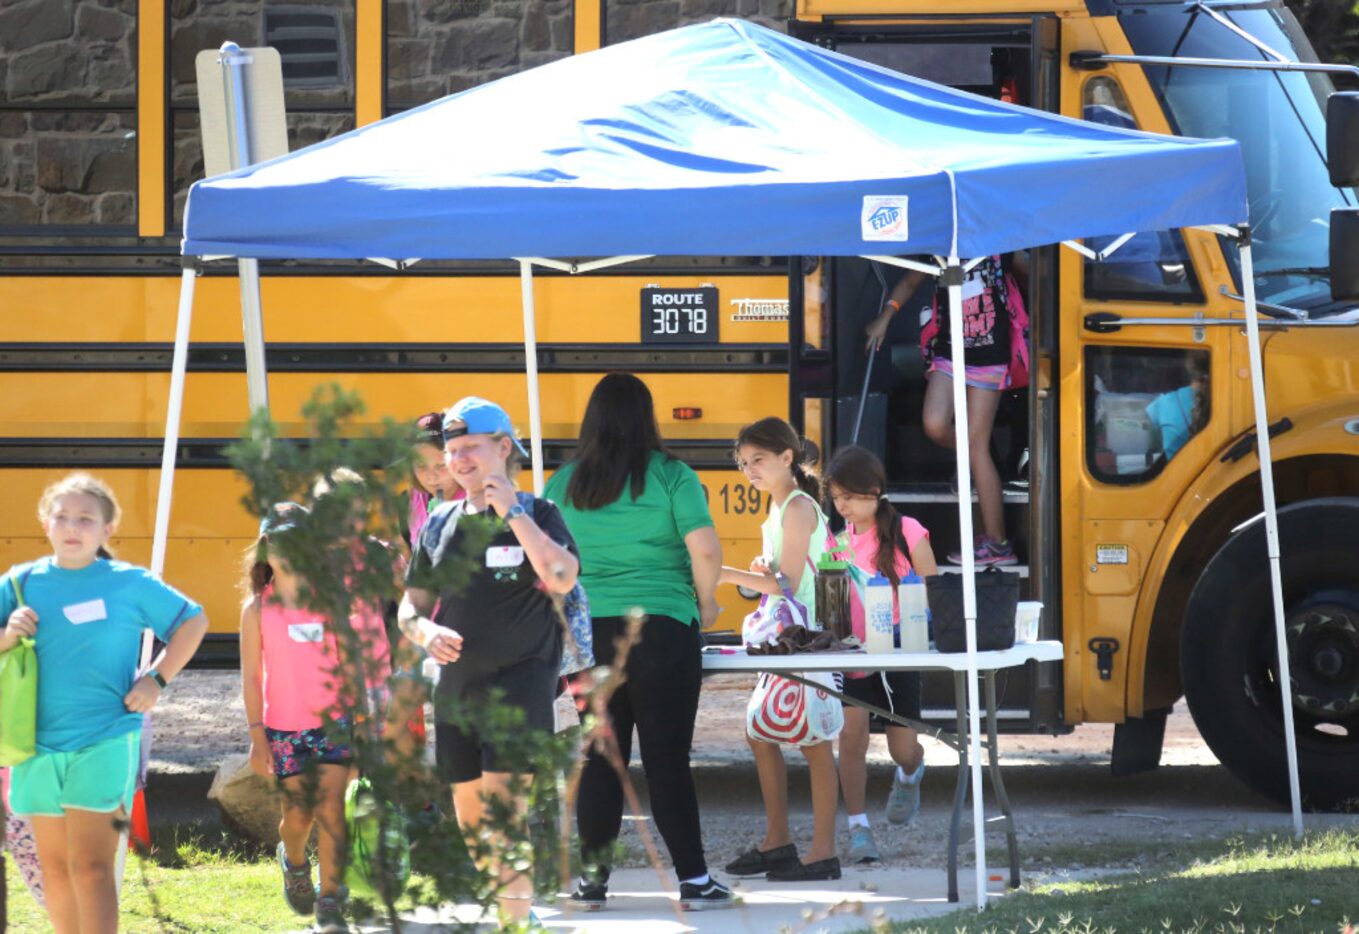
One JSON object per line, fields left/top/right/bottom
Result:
{"left": 182, "top": 18, "right": 1246, "bottom": 260}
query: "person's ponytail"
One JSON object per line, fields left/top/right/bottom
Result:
{"left": 873, "top": 497, "right": 910, "bottom": 586}
{"left": 791, "top": 460, "right": 821, "bottom": 501}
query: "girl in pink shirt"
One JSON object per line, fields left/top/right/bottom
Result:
{"left": 825, "top": 446, "right": 938, "bottom": 865}
{"left": 240, "top": 502, "right": 390, "bottom": 934}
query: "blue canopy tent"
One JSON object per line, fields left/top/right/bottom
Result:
{"left": 161, "top": 18, "right": 1301, "bottom": 908}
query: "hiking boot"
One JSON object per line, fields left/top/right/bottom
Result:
{"left": 276, "top": 842, "right": 316, "bottom": 916}
{"left": 679, "top": 878, "right": 736, "bottom": 910}
{"left": 569, "top": 871, "right": 608, "bottom": 911}
{"left": 947, "top": 536, "right": 1018, "bottom": 567}
{"left": 314, "top": 894, "right": 350, "bottom": 933}
{"left": 886, "top": 760, "right": 925, "bottom": 825}
{"left": 847, "top": 825, "right": 880, "bottom": 864}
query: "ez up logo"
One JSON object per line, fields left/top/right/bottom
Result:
{"left": 861, "top": 195, "right": 909, "bottom": 241}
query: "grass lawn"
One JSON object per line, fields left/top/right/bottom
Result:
{"left": 891, "top": 830, "right": 1359, "bottom": 934}
{"left": 5, "top": 826, "right": 1357, "bottom": 932}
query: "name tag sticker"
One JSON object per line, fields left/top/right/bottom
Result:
{"left": 486, "top": 546, "right": 525, "bottom": 568}
{"left": 63, "top": 598, "right": 107, "bottom": 625}
{"left": 287, "top": 622, "right": 325, "bottom": 644}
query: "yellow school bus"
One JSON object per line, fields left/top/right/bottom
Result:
{"left": 2, "top": 0, "right": 1356, "bottom": 807}
{"left": 787, "top": 0, "right": 1359, "bottom": 807}
{"left": 0, "top": 1, "right": 789, "bottom": 665}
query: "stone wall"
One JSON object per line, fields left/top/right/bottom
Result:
{"left": 386, "top": 0, "right": 574, "bottom": 111}
{"left": 605, "top": 0, "right": 791, "bottom": 44}
{"left": 0, "top": 0, "right": 137, "bottom": 227}
{"left": 3, "top": 0, "right": 797, "bottom": 230}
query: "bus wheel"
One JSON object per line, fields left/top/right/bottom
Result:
{"left": 1181, "top": 497, "right": 1359, "bottom": 810}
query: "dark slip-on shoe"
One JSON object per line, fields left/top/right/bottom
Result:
{"left": 723, "top": 843, "right": 800, "bottom": 877}
{"left": 766, "top": 856, "right": 842, "bottom": 882}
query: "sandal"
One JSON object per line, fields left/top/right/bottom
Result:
{"left": 724, "top": 842, "right": 799, "bottom": 876}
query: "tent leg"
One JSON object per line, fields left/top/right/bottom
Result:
{"left": 239, "top": 257, "right": 270, "bottom": 415}
{"left": 151, "top": 265, "right": 197, "bottom": 580}
{"left": 519, "top": 259, "right": 546, "bottom": 495}
{"left": 1237, "top": 230, "right": 1304, "bottom": 838}
{"left": 945, "top": 257, "right": 988, "bottom": 910}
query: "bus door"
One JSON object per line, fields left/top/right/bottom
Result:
{"left": 788, "top": 14, "right": 1065, "bottom": 733}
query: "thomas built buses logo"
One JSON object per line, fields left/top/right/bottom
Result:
{"left": 861, "top": 195, "right": 909, "bottom": 241}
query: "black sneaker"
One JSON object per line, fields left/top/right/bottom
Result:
{"left": 679, "top": 878, "right": 735, "bottom": 911}
{"left": 569, "top": 873, "right": 608, "bottom": 911}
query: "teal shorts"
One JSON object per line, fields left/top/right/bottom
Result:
{"left": 9, "top": 731, "right": 140, "bottom": 817}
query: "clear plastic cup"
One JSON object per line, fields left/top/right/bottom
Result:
{"left": 1014, "top": 601, "right": 1043, "bottom": 643}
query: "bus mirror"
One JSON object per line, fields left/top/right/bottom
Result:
{"left": 1326, "top": 92, "right": 1359, "bottom": 187}
{"left": 1329, "top": 208, "right": 1359, "bottom": 302}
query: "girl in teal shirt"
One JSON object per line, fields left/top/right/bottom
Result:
{"left": 0, "top": 473, "right": 207, "bottom": 934}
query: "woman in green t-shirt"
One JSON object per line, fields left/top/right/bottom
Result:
{"left": 545, "top": 373, "right": 733, "bottom": 912}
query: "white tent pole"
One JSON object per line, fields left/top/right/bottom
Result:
{"left": 1236, "top": 226, "right": 1304, "bottom": 838}
{"left": 945, "top": 257, "right": 988, "bottom": 909}
{"left": 150, "top": 265, "right": 198, "bottom": 582}
{"left": 519, "top": 259, "right": 546, "bottom": 495}
{"left": 239, "top": 258, "right": 270, "bottom": 415}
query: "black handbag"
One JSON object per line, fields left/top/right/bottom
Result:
{"left": 926, "top": 568, "right": 1020, "bottom": 652}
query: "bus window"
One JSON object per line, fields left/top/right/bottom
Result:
{"left": 170, "top": 2, "right": 357, "bottom": 226}
{"left": 1085, "top": 347, "right": 1210, "bottom": 484}
{"left": 0, "top": 0, "right": 136, "bottom": 230}
{"left": 1080, "top": 77, "right": 1201, "bottom": 304}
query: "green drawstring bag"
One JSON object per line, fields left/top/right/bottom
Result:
{"left": 0, "top": 571, "right": 38, "bottom": 766}
{"left": 344, "top": 775, "right": 410, "bottom": 903}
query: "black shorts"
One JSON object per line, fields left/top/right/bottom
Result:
{"left": 434, "top": 655, "right": 557, "bottom": 784}
{"left": 841, "top": 670, "right": 923, "bottom": 726}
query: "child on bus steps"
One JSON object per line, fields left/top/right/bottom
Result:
{"left": 240, "top": 502, "right": 392, "bottom": 934}
{"left": 0, "top": 472, "right": 208, "bottom": 934}
{"left": 825, "top": 445, "right": 937, "bottom": 863}
{"left": 719, "top": 417, "right": 842, "bottom": 882}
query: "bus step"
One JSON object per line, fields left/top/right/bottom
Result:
{"left": 887, "top": 485, "right": 1029, "bottom": 505}
{"left": 937, "top": 564, "right": 1030, "bottom": 578}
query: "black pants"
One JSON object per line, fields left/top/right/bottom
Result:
{"left": 576, "top": 614, "right": 707, "bottom": 881}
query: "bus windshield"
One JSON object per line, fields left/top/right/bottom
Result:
{"left": 1124, "top": 3, "right": 1357, "bottom": 312}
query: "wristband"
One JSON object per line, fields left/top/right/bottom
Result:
{"left": 885, "top": 299, "right": 902, "bottom": 312}
{"left": 146, "top": 668, "right": 168, "bottom": 689}
{"left": 247, "top": 721, "right": 265, "bottom": 730}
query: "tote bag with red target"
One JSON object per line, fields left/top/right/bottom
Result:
{"left": 746, "top": 671, "right": 844, "bottom": 746}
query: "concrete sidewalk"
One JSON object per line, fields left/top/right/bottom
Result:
{"left": 351, "top": 866, "right": 993, "bottom": 932}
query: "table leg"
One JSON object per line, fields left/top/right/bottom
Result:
{"left": 947, "top": 671, "right": 969, "bottom": 903}
{"left": 984, "top": 672, "right": 1021, "bottom": 889}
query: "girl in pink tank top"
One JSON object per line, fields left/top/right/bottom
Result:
{"left": 825, "top": 446, "right": 939, "bottom": 864}
{"left": 239, "top": 502, "right": 392, "bottom": 930}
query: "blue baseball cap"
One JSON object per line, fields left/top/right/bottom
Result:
{"left": 443, "top": 397, "right": 530, "bottom": 459}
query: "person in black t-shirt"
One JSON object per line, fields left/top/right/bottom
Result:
{"left": 398, "top": 396, "right": 578, "bottom": 928}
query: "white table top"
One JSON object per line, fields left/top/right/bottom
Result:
{"left": 700, "top": 640, "right": 1063, "bottom": 673}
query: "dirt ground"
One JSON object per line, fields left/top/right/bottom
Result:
{"left": 148, "top": 670, "right": 1355, "bottom": 876}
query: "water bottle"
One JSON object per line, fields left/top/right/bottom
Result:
{"left": 898, "top": 571, "right": 930, "bottom": 653}
{"left": 814, "top": 553, "right": 852, "bottom": 640}
{"left": 864, "top": 572, "right": 895, "bottom": 654}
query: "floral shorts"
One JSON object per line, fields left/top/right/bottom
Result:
{"left": 264, "top": 722, "right": 352, "bottom": 780}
